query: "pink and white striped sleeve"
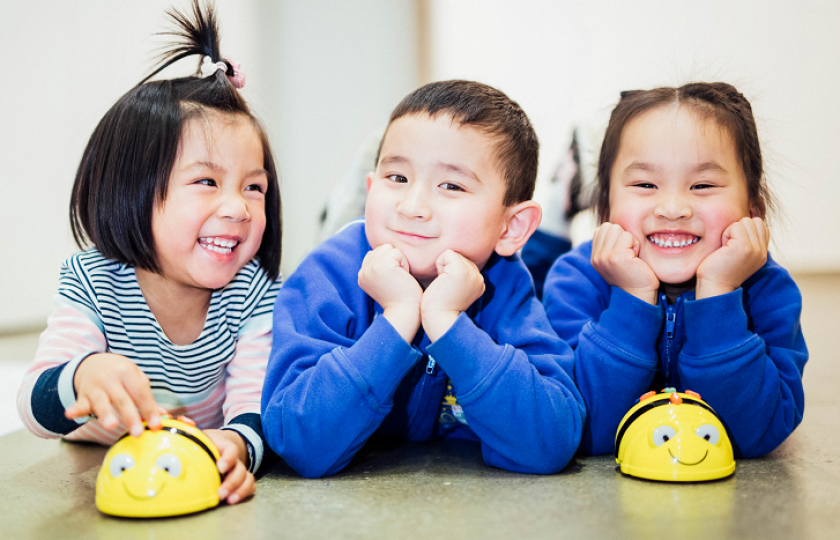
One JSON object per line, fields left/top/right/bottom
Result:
{"left": 16, "top": 298, "right": 107, "bottom": 438}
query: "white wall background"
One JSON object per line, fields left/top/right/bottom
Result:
{"left": 0, "top": 0, "right": 418, "bottom": 332}
{"left": 1, "top": 0, "right": 838, "bottom": 333}
{"left": 428, "top": 0, "right": 840, "bottom": 273}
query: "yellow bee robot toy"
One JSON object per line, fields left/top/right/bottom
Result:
{"left": 615, "top": 389, "right": 735, "bottom": 482}
{"left": 96, "top": 415, "right": 221, "bottom": 517}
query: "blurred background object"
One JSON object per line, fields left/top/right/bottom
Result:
{"left": 2, "top": 0, "right": 838, "bottom": 335}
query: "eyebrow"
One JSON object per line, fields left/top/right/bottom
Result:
{"left": 379, "top": 155, "right": 482, "bottom": 184}
{"left": 183, "top": 161, "right": 268, "bottom": 178}
{"left": 622, "top": 161, "right": 728, "bottom": 175}
{"left": 623, "top": 161, "right": 659, "bottom": 174}
{"left": 693, "top": 161, "right": 727, "bottom": 174}
{"left": 439, "top": 162, "right": 482, "bottom": 184}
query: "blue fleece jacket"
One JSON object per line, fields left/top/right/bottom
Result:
{"left": 542, "top": 240, "right": 807, "bottom": 458}
{"left": 262, "top": 222, "right": 585, "bottom": 478}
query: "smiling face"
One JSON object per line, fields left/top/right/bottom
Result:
{"left": 364, "top": 113, "right": 511, "bottom": 287}
{"left": 151, "top": 112, "right": 268, "bottom": 291}
{"left": 95, "top": 418, "right": 221, "bottom": 517}
{"left": 616, "top": 392, "right": 735, "bottom": 482}
{"left": 608, "top": 103, "right": 753, "bottom": 285}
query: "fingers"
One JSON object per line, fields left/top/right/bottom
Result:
{"left": 126, "top": 373, "right": 161, "bottom": 431}
{"left": 723, "top": 217, "right": 769, "bottom": 251}
{"left": 71, "top": 353, "right": 159, "bottom": 436}
{"left": 218, "top": 460, "right": 255, "bottom": 505}
{"left": 434, "top": 249, "right": 478, "bottom": 276}
{"left": 592, "top": 223, "right": 638, "bottom": 256}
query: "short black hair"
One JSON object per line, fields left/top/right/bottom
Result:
{"left": 379, "top": 80, "right": 539, "bottom": 206}
{"left": 69, "top": 0, "right": 281, "bottom": 280}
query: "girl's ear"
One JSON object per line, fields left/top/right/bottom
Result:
{"left": 495, "top": 200, "right": 543, "bottom": 257}
{"left": 366, "top": 172, "right": 374, "bottom": 193}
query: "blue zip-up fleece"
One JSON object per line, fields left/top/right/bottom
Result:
{"left": 543, "top": 240, "right": 807, "bottom": 458}
{"left": 262, "top": 222, "right": 585, "bottom": 478}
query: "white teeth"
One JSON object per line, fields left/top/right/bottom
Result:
{"left": 199, "top": 237, "right": 239, "bottom": 253}
{"left": 648, "top": 235, "right": 699, "bottom": 248}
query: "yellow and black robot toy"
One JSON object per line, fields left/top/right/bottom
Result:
{"left": 96, "top": 415, "right": 221, "bottom": 517}
{"left": 615, "top": 389, "right": 735, "bottom": 482}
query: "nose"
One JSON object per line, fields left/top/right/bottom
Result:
{"left": 217, "top": 190, "right": 251, "bottom": 223}
{"left": 654, "top": 191, "right": 692, "bottom": 221}
{"left": 397, "top": 181, "right": 432, "bottom": 220}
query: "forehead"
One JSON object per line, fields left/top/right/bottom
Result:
{"left": 178, "top": 112, "right": 262, "bottom": 159}
{"left": 380, "top": 114, "right": 504, "bottom": 178}
{"left": 613, "top": 103, "right": 741, "bottom": 174}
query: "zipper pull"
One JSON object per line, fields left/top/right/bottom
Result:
{"left": 425, "top": 355, "right": 437, "bottom": 375}
{"left": 666, "top": 305, "right": 676, "bottom": 339}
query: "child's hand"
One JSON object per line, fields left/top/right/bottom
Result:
{"left": 591, "top": 222, "right": 660, "bottom": 305}
{"left": 421, "top": 250, "right": 485, "bottom": 342}
{"left": 696, "top": 217, "right": 769, "bottom": 299}
{"left": 67, "top": 353, "right": 162, "bottom": 437}
{"left": 359, "top": 244, "right": 423, "bottom": 342}
{"left": 204, "top": 429, "right": 255, "bottom": 505}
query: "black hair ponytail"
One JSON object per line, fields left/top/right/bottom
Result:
{"left": 70, "top": 0, "right": 281, "bottom": 280}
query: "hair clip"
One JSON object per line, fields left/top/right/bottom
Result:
{"left": 200, "top": 56, "right": 227, "bottom": 78}
{"left": 225, "top": 58, "right": 245, "bottom": 89}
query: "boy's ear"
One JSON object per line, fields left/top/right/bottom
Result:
{"left": 495, "top": 201, "right": 542, "bottom": 257}
{"left": 366, "top": 172, "right": 374, "bottom": 193}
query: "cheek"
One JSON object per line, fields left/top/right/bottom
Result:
{"left": 608, "top": 203, "right": 645, "bottom": 234}
{"left": 700, "top": 204, "right": 748, "bottom": 243}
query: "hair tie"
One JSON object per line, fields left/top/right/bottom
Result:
{"left": 200, "top": 56, "right": 227, "bottom": 78}
{"left": 225, "top": 58, "right": 245, "bottom": 89}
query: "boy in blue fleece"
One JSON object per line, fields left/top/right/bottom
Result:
{"left": 542, "top": 82, "right": 807, "bottom": 457}
{"left": 262, "top": 80, "right": 585, "bottom": 477}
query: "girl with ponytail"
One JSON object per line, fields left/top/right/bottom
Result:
{"left": 18, "top": 1, "right": 281, "bottom": 505}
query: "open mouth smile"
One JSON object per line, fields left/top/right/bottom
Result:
{"left": 198, "top": 237, "right": 239, "bottom": 254}
{"left": 647, "top": 233, "right": 700, "bottom": 248}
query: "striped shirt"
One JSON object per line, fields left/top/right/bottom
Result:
{"left": 17, "top": 249, "right": 281, "bottom": 472}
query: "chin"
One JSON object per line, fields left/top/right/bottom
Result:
{"left": 653, "top": 269, "right": 699, "bottom": 287}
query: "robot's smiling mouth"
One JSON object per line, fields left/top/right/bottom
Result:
{"left": 124, "top": 481, "right": 166, "bottom": 500}
{"left": 669, "top": 449, "right": 708, "bottom": 466}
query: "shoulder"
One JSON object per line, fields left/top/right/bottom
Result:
{"left": 58, "top": 249, "right": 134, "bottom": 300}
{"left": 288, "top": 220, "right": 369, "bottom": 287}
{"left": 544, "top": 240, "right": 609, "bottom": 297}
{"left": 483, "top": 251, "right": 534, "bottom": 291}
{"left": 218, "top": 259, "right": 282, "bottom": 324}
{"left": 742, "top": 253, "right": 802, "bottom": 308}
{"left": 549, "top": 240, "right": 596, "bottom": 276}
{"left": 62, "top": 249, "right": 127, "bottom": 278}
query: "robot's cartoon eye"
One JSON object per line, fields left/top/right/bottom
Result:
{"left": 695, "top": 424, "right": 720, "bottom": 445}
{"left": 156, "top": 454, "right": 182, "bottom": 478}
{"left": 109, "top": 453, "right": 135, "bottom": 478}
{"left": 652, "top": 425, "right": 677, "bottom": 446}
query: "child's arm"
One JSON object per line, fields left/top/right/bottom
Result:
{"left": 17, "top": 259, "right": 162, "bottom": 439}
{"left": 696, "top": 217, "right": 768, "bottom": 299}
{"left": 590, "top": 222, "right": 660, "bottom": 304}
{"left": 261, "top": 229, "right": 424, "bottom": 478}
{"left": 679, "top": 220, "right": 806, "bottom": 457}
{"left": 217, "top": 265, "right": 282, "bottom": 475}
{"left": 543, "top": 241, "right": 664, "bottom": 455}
{"left": 422, "top": 252, "right": 587, "bottom": 474}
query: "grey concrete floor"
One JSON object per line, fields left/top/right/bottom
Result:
{"left": 1, "top": 273, "right": 837, "bottom": 539}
